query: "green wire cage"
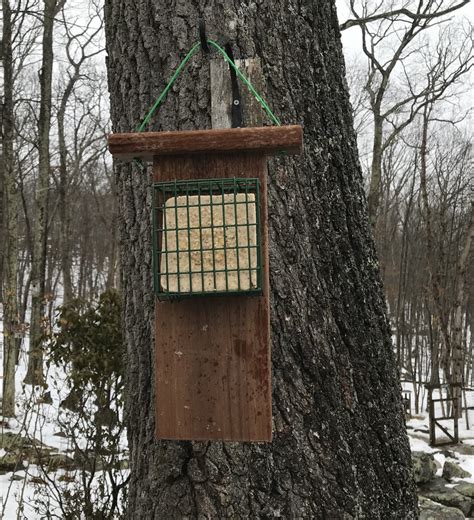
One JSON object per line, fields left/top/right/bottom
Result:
{"left": 153, "top": 177, "right": 262, "bottom": 299}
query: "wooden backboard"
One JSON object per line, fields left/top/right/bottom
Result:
{"left": 154, "top": 152, "right": 271, "bottom": 441}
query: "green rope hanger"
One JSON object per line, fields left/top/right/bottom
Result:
{"left": 136, "top": 38, "right": 281, "bottom": 133}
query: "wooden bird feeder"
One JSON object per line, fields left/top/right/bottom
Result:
{"left": 108, "top": 124, "right": 303, "bottom": 441}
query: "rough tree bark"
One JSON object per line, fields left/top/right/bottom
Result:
{"left": 2, "top": 0, "right": 18, "bottom": 417}
{"left": 104, "top": 1, "right": 418, "bottom": 518}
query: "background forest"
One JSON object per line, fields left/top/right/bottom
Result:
{"left": 0, "top": 0, "right": 473, "bottom": 517}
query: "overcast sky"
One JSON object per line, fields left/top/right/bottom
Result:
{"left": 336, "top": 0, "right": 474, "bottom": 58}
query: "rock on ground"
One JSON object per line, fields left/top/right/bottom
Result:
{"left": 413, "top": 451, "right": 437, "bottom": 484}
{"left": 455, "top": 482, "right": 474, "bottom": 499}
{"left": 419, "top": 496, "right": 465, "bottom": 520}
{"left": 419, "top": 478, "right": 472, "bottom": 516}
{"left": 442, "top": 460, "right": 472, "bottom": 481}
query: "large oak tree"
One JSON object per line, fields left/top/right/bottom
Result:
{"left": 104, "top": 1, "right": 418, "bottom": 517}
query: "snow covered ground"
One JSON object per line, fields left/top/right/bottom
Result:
{"left": 403, "top": 380, "right": 474, "bottom": 471}
{"left": 408, "top": 417, "right": 474, "bottom": 484}
{"left": 1, "top": 305, "right": 473, "bottom": 517}
{"left": 0, "top": 308, "right": 128, "bottom": 519}
{"left": 1, "top": 352, "right": 71, "bottom": 518}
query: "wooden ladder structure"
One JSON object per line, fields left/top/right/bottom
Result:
{"left": 426, "top": 383, "right": 462, "bottom": 447}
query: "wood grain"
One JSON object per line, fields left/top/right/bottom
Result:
{"left": 108, "top": 125, "right": 302, "bottom": 161}
{"left": 210, "top": 58, "right": 267, "bottom": 128}
{"left": 154, "top": 153, "right": 271, "bottom": 441}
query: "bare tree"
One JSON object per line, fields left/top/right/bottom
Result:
{"left": 343, "top": 0, "right": 472, "bottom": 227}
{"left": 340, "top": 0, "right": 470, "bottom": 31}
{"left": 25, "top": 0, "right": 66, "bottom": 385}
{"left": 1, "top": 0, "right": 18, "bottom": 417}
{"left": 56, "top": 4, "right": 103, "bottom": 303}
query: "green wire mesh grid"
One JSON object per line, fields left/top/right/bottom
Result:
{"left": 153, "top": 178, "right": 263, "bottom": 299}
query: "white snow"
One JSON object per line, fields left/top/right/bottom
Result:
{"left": 3, "top": 302, "right": 474, "bottom": 517}
{"left": 0, "top": 305, "right": 128, "bottom": 519}
{"left": 407, "top": 390, "right": 474, "bottom": 485}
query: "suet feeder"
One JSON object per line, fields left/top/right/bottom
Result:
{"left": 153, "top": 177, "right": 262, "bottom": 298}
{"left": 109, "top": 125, "right": 302, "bottom": 442}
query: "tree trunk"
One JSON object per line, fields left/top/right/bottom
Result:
{"left": 0, "top": 108, "right": 4, "bottom": 306}
{"left": 104, "top": 2, "right": 418, "bottom": 518}
{"left": 105, "top": 194, "right": 119, "bottom": 291}
{"left": 419, "top": 104, "right": 452, "bottom": 387}
{"left": 58, "top": 73, "right": 77, "bottom": 304}
{"left": 367, "top": 113, "right": 383, "bottom": 229}
{"left": 2, "top": 0, "right": 18, "bottom": 417}
{"left": 24, "top": 0, "right": 61, "bottom": 384}
{"left": 58, "top": 141, "right": 73, "bottom": 304}
{"left": 451, "top": 216, "right": 473, "bottom": 416}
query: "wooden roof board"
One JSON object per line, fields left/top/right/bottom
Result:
{"left": 108, "top": 125, "right": 303, "bottom": 161}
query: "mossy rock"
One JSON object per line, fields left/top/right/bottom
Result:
{"left": 454, "top": 483, "right": 474, "bottom": 516}
{"left": 0, "top": 453, "right": 23, "bottom": 474}
{"left": 58, "top": 474, "right": 76, "bottom": 483}
{"left": 455, "top": 482, "right": 474, "bottom": 499}
{"left": 413, "top": 451, "right": 437, "bottom": 484}
{"left": 0, "top": 432, "right": 50, "bottom": 452}
{"left": 44, "top": 453, "right": 76, "bottom": 471}
{"left": 420, "top": 486, "right": 471, "bottom": 516}
{"left": 442, "top": 460, "right": 471, "bottom": 481}
{"left": 22, "top": 446, "right": 55, "bottom": 463}
{"left": 0, "top": 432, "right": 25, "bottom": 450}
{"left": 419, "top": 496, "right": 465, "bottom": 520}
